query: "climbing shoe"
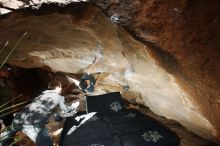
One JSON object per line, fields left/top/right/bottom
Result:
{"left": 123, "top": 85, "right": 129, "bottom": 91}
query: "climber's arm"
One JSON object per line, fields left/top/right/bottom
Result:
{"left": 86, "top": 57, "right": 99, "bottom": 75}
{"left": 95, "top": 73, "right": 103, "bottom": 87}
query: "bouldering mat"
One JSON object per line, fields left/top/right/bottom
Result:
{"left": 59, "top": 92, "right": 180, "bottom": 146}
{"left": 86, "top": 92, "right": 125, "bottom": 115}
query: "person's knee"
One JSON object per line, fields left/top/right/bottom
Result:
{"left": 36, "top": 128, "right": 53, "bottom": 146}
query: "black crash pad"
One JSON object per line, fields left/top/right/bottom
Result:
{"left": 103, "top": 109, "right": 158, "bottom": 136}
{"left": 86, "top": 92, "right": 125, "bottom": 115}
{"left": 60, "top": 92, "right": 180, "bottom": 146}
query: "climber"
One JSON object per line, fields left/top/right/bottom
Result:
{"left": 0, "top": 64, "right": 14, "bottom": 131}
{"left": 0, "top": 81, "right": 78, "bottom": 146}
{"left": 79, "top": 56, "right": 102, "bottom": 94}
{"left": 78, "top": 56, "right": 130, "bottom": 94}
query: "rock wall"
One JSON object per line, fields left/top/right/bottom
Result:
{"left": 95, "top": 0, "right": 220, "bottom": 143}
{"left": 0, "top": 1, "right": 219, "bottom": 143}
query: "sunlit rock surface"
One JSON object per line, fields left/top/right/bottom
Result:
{"left": 0, "top": 0, "right": 88, "bottom": 14}
{"left": 0, "top": 2, "right": 219, "bottom": 144}
{"left": 95, "top": 0, "right": 220, "bottom": 143}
